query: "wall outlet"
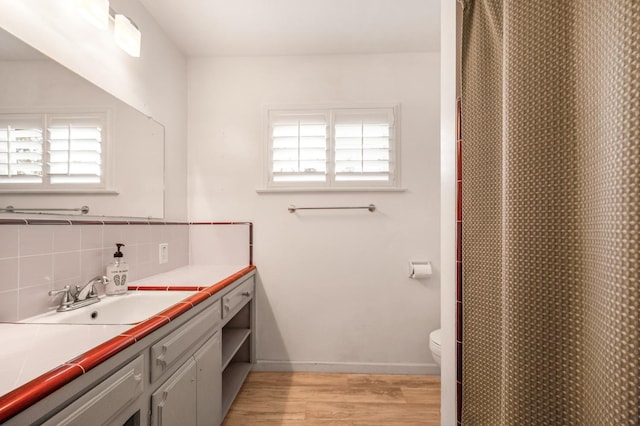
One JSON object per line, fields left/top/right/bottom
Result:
{"left": 159, "top": 243, "right": 169, "bottom": 264}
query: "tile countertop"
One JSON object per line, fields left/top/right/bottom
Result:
{"left": 0, "top": 324, "right": 129, "bottom": 397}
{"left": 0, "top": 264, "right": 255, "bottom": 423}
{"left": 128, "top": 264, "right": 249, "bottom": 289}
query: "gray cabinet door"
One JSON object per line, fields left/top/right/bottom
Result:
{"left": 43, "top": 355, "right": 144, "bottom": 426}
{"left": 151, "top": 358, "right": 197, "bottom": 426}
{"left": 195, "top": 332, "right": 222, "bottom": 426}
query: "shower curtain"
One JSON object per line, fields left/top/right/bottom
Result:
{"left": 460, "top": 1, "right": 639, "bottom": 424}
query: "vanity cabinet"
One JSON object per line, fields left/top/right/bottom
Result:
{"left": 151, "top": 332, "right": 222, "bottom": 426}
{"left": 42, "top": 355, "right": 145, "bottom": 426}
{"left": 5, "top": 271, "right": 255, "bottom": 426}
{"left": 152, "top": 357, "right": 197, "bottom": 426}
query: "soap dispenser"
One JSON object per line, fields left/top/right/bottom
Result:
{"left": 105, "top": 243, "right": 129, "bottom": 295}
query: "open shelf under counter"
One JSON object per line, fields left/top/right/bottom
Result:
{"left": 222, "top": 328, "right": 251, "bottom": 371}
{"left": 222, "top": 362, "right": 252, "bottom": 416}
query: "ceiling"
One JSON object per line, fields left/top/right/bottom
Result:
{"left": 139, "top": 0, "right": 440, "bottom": 57}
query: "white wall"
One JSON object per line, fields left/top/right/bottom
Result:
{"left": 0, "top": 0, "right": 188, "bottom": 220}
{"left": 188, "top": 53, "right": 441, "bottom": 373}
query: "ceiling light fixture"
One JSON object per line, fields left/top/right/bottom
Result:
{"left": 78, "top": 0, "right": 110, "bottom": 29}
{"left": 77, "top": 0, "right": 142, "bottom": 58}
{"left": 113, "top": 14, "right": 141, "bottom": 57}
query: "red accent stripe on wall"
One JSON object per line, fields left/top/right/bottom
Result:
{"left": 456, "top": 96, "right": 463, "bottom": 424}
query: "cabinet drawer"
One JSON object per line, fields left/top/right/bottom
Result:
{"left": 150, "top": 301, "right": 221, "bottom": 382}
{"left": 222, "top": 277, "right": 253, "bottom": 319}
{"left": 43, "top": 355, "right": 144, "bottom": 426}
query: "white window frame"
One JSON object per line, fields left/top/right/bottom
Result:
{"left": 262, "top": 103, "right": 401, "bottom": 191}
{"left": 0, "top": 109, "right": 111, "bottom": 193}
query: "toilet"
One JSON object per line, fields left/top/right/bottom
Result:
{"left": 429, "top": 328, "right": 441, "bottom": 366}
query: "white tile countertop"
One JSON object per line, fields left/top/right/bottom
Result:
{"left": 0, "top": 264, "right": 252, "bottom": 405}
{"left": 0, "top": 323, "right": 129, "bottom": 396}
{"left": 128, "top": 264, "right": 249, "bottom": 287}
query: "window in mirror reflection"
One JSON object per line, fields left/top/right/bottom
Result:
{"left": 0, "top": 111, "right": 107, "bottom": 188}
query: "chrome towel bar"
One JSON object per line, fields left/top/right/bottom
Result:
{"left": 288, "top": 204, "right": 376, "bottom": 213}
{"left": 0, "top": 205, "right": 90, "bottom": 214}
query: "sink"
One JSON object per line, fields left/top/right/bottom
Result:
{"left": 21, "top": 291, "right": 198, "bottom": 325}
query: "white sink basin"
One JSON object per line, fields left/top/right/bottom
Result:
{"left": 21, "top": 291, "right": 198, "bottom": 325}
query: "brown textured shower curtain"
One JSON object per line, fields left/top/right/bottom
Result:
{"left": 460, "top": 1, "right": 639, "bottom": 424}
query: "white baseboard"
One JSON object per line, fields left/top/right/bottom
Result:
{"left": 253, "top": 360, "right": 440, "bottom": 375}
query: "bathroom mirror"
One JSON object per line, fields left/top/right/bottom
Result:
{"left": 0, "top": 28, "right": 164, "bottom": 219}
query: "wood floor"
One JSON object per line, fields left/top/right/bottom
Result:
{"left": 222, "top": 372, "right": 441, "bottom": 425}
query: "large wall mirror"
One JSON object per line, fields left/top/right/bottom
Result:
{"left": 0, "top": 28, "right": 164, "bottom": 219}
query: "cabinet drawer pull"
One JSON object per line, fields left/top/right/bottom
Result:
{"left": 241, "top": 292, "right": 251, "bottom": 297}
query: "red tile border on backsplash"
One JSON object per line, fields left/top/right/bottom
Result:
{"left": 0, "top": 218, "right": 28, "bottom": 225}
{"left": 457, "top": 139, "right": 463, "bottom": 182}
{"left": 456, "top": 96, "right": 463, "bottom": 424}
{"left": 0, "top": 364, "right": 84, "bottom": 423}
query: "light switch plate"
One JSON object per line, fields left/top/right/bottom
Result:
{"left": 159, "top": 243, "right": 169, "bottom": 264}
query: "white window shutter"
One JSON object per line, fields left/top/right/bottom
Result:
{"left": 0, "top": 115, "right": 44, "bottom": 184}
{"left": 47, "top": 115, "right": 104, "bottom": 185}
{"left": 334, "top": 108, "right": 394, "bottom": 183}
{"left": 270, "top": 112, "right": 328, "bottom": 183}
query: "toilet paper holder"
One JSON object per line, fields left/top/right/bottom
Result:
{"left": 408, "top": 261, "right": 432, "bottom": 279}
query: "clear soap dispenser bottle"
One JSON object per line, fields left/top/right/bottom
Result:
{"left": 105, "top": 243, "right": 129, "bottom": 295}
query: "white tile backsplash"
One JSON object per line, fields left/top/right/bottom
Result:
{"left": 18, "top": 283, "right": 55, "bottom": 319}
{"left": 80, "top": 226, "right": 103, "bottom": 250}
{"left": 53, "top": 252, "right": 82, "bottom": 282}
{"left": 0, "top": 259, "right": 19, "bottom": 293}
{"left": 53, "top": 226, "right": 81, "bottom": 253}
{"left": 0, "top": 290, "right": 18, "bottom": 322}
{"left": 20, "top": 255, "right": 54, "bottom": 288}
{"left": 20, "top": 225, "right": 54, "bottom": 256}
{"left": 0, "top": 221, "right": 249, "bottom": 320}
{"left": 0, "top": 228, "right": 19, "bottom": 259}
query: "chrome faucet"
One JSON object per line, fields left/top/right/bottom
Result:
{"left": 76, "top": 275, "right": 107, "bottom": 301}
{"left": 49, "top": 276, "right": 109, "bottom": 312}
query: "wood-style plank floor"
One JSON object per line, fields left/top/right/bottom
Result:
{"left": 222, "top": 372, "right": 441, "bottom": 425}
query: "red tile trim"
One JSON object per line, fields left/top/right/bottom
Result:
{"left": 457, "top": 139, "right": 463, "bottom": 182}
{"left": 456, "top": 98, "right": 462, "bottom": 140}
{"left": 0, "top": 364, "right": 83, "bottom": 423}
{"left": 202, "top": 266, "right": 256, "bottom": 296}
{"left": 456, "top": 341, "right": 463, "bottom": 382}
{"left": 120, "top": 316, "right": 170, "bottom": 342}
{"left": 127, "top": 285, "right": 169, "bottom": 291}
{"left": 155, "top": 302, "right": 192, "bottom": 321}
{"left": 129, "top": 286, "right": 201, "bottom": 292}
{"left": 189, "top": 222, "right": 252, "bottom": 225}
{"left": 456, "top": 97, "right": 463, "bottom": 424}
{"left": 0, "top": 218, "right": 28, "bottom": 225}
{"left": 456, "top": 221, "right": 462, "bottom": 261}
{"left": 456, "top": 261, "right": 463, "bottom": 302}
{"left": 249, "top": 223, "right": 254, "bottom": 265}
{"left": 69, "top": 220, "right": 104, "bottom": 225}
{"left": 67, "top": 335, "right": 135, "bottom": 373}
{"left": 183, "top": 291, "right": 211, "bottom": 307}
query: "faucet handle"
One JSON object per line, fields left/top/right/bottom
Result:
{"left": 49, "top": 285, "right": 74, "bottom": 306}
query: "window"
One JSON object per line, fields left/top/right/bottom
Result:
{"left": 267, "top": 105, "right": 398, "bottom": 189}
{"left": 0, "top": 112, "right": 106, "bottom": 190}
